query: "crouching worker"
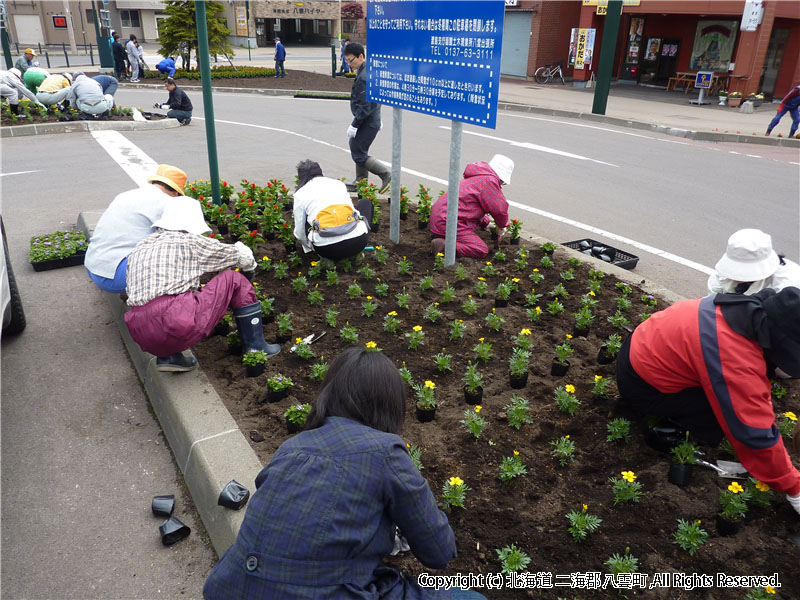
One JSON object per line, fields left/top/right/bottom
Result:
{"left": 85, "top": 164, "right": 187, "bottom": 294}
{"left": 203, "top": 346, "right": 486, "bottom": 600}
{"left": 68, "top": 72, "right": 113, "bottom": 119}
{"left": 35, "top": 72, "right": 72, "bottom": 108}
{"left": 124, "top": 197, "right": 280, "bottom": 372}
{"left": 0, "top": 68, "right": 45, "bottom": 114}
{"left": 154, "top": 77, "right": 192, "bottom": 125}
{"left": 616, "top": 287, "right": 800, "bottom": 515}
{"left": 292, "top": 159, "right": 373, "bottom": 261}
{"left": 429, "top": 154, "right": 514, "bottom": 258}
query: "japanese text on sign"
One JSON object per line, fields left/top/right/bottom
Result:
{"left": 366, "top": 0, "right": 505, "bottom": 128}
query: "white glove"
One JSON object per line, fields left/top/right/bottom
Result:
{"left": 160, "top": 104, "right": 170, "bottom": 110}
{"left": 234, "top": 241, "right": 256, "bottom": 272}
{"left": 347, "top": 125, "right": 358, "bottom": 138}
{"left": 33, "top": 60, "right": 40, "bottom": 67}
{"left": 788, "top": 493, "right": 800, "bottom": 516}
{"left": 379, "top": 120, "right": 383, "bottom": 131}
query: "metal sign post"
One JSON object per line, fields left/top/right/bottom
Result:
{"left": 366, "top": 0, "right": 505, "bottom": 265}
{"left": 690, "top": 71, "right": 712, "bottom": 105}
{"left": 389, "top": 107, "right": 403, "bottom": 244}
{"left": 195, "top": 0, "right": 222, "bottom": 206}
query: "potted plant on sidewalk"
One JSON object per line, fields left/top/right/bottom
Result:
{"left": 718, "top": 90, "right": 728, "bottom": 106}
{"left": 728, "top": 91, "right": 742, "bottom": 108}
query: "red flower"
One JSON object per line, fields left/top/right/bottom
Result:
{"left": 251, "top": 183, "right": 256, "bottom": 189}
{"left": 249, "top": 230, "right": 257, "bottom": 237}
{"left": 209, "top": 233, "right": 216, "bottom": 238}
{"left": 235, "top": 213, "right": 240, "bottom": 219}
{"left": 273, "top": 204, "right": 278, "bottom": 210}
{"left": 198, "top": 194, "right": 204, "bottom": 200}
{"left": 512, "top": 219, "right": 518, "bottom": 223}
{"left": 282, "top": 223, "right": 288, "bottom": 229}
{"left": 248, "top": 200, "right": 253, "bottom": 207}
{"left": 267, "top": 182, "right": 273, "bottom": 188}
{"left": 281, "top": 185, "right": 287, "bottom": 192}
{"left": 222, "top": 181, "right": 228, "bottom": 187}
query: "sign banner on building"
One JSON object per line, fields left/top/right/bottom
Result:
{"left": 571, "top": 28, "right": 595, "bottom": 70}
{"left": 236, "top": 6, "right": 248, "bottom": 36}
{"left": 366, "top": 0, "right": 505, "bottom": 129}
{"left": 741, "top": 0, "right": 764, "bottom": 32}
{"left": 582, "top": 0, "right": 641, "bottom": 6}
{"left": 689, "top": 20, "right": 738, "bottom": 72}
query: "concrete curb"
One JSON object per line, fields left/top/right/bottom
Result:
{"left": 78, "top": 210, "right": 685, "bottom": 560}
{"left": 496, "top": 101, "right": 800, "bottom": 147}
{"left": 1, "top": 116, "right": 181, "bottom": 138}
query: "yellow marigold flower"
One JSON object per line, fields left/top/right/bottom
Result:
{"left": 253, "top": 281, "right": 259, "bottom": 286}
{"left": 486, "top": 261, "right": 492, "bottom": 265}
{"left": 434, "top": 302, "right": 439, "bottom": 306}
{"left": 468, "top": 294, "right": 472, "bottom": 298}
{"left": 594, "top": 375, "right": 603, "bottom": 382}
{"left": 785, "top": 411, "right": 798, "bottom": 421}
{"left": 582, "top": 504, "right": 588, "bottom": 512}
{"left": 512, "top": 278, "right": 520, "bottom": 283}
{"left": 728, "top": 481, "right": 744, "bottom": 494}
{"left": 448, "top": 476, "right": 463, "bottom": 487}
{"left": 755, "top": 480, "right": 771, "bottom": 493}
{"left": 365, "top": 341, "right": 377, "bottom": 349}
{"left": 565, "top": 384, "right": 576, "bottom": 394}
{"left": 765, "top": 586, "right": 776, "bottom": 594}
{"left": 375, "top": 246, "right": 381, "bottom": 250}
{"left": 520, "top": 328, "right": 532, "bottom": 335}
{"left": 513, "top": 450, "right": 519, "bottom": 456}
{"left": 366, "top": 296, "right": 372, "bottom": 300}
{"left": 621, "top": 471, "right": 637, "bottom": 482}
{"left": 436, "top": 252, "right": 444, "bottom": 257}
{"left": 412, "top": 325, "right": 422, "bottom": 332}
{"left": 295, "top": 337, "right": 303, "bottom": 344}
{"left": 565, "top": 435, "right": 570, "bottom": 439}
{"left": 535, "top": 306, "right": 542, "bottom": 314}
{"left": 262, "top": 256, "right": 269, "bottom": 261}
{"left": 589, "top": 290, "right": 596, "bottom": 296}
{"left": 477, "top": 277, "right": 485, "bottom": 281}
{"left": 533, "top": 268, "right": 539, "bottom": 272}
{"left": 566, "top": 334, "right": 573, "bottom": 339}
{"left": 478, "top": 337, "right": 485, "bottom": 342}
{"left": 424, "top": 380, "right": 436, "bottom": 389}
{"left": 310, "top": 261, "right": 318, "bottom": 266}
{"left": 388, "top": 311, "right": 398, "bottom": 316}
{"left": 475, "top": 405, "right": 482, "bottom": 413}
{"left": 406, "top": 443, "right": 410, "bottom": 448}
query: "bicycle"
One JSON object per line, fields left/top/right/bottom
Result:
{"left": 534, "top": 62, "right": 565, "bottom": 85}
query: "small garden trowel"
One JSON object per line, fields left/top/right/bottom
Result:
{"left": 695, "top": 458, "right": 748, "bottom": 479}
{"left": 289, "top": 331, "right": 326, "bottom": 353}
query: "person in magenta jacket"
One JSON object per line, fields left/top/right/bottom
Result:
{"left": 429, "top": 154, "right": 514, "bottom": 258}
{"left": 616, "top": 287, "right": 800, "bottom": 515}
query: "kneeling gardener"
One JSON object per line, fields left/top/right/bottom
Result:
{"left": 124, "top": 197, "right": 280, "bottom": 372}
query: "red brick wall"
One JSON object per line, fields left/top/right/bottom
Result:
{"left": 521, "top": 0, "right": 581, "bottom": 79}
{"left": 772, "top": 18, "right": 800, "bottom": 97}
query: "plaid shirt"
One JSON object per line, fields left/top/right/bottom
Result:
{"left": 126, "top": 229, "right": 239, "bottom": 306}
{"left": 203, "top": 417, "right": 457, "bottom": 600}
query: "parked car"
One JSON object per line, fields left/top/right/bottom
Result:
{"left": 1, "top": 216, "right": 26, "bottom": 336}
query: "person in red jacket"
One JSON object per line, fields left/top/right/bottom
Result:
{"left": 429, "top": 154, "right": 514, "bottom": 258}
{"left": 765, "top": 84, "right": 799, "bottom": 138}
{"left": 616, "top": 287, "right": 800, "bottom": 515}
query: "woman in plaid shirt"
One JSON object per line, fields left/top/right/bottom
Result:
{"left": 204, "top": 348, "right": 487, "bottom": 600}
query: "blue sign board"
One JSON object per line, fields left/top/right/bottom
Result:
{"left": 694, "top": 71, "right": 713, "bottom": 89}
{"left": 366, "top": 0, "right": 505, "bottom": 129}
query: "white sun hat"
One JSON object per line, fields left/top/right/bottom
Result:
{"left": 714, "top": 228, "right": 780, "bottom": 282}
{"left": 488, "top": 154, "right": 514, "bottom": 185}
{"left": 153, "top": 196, "right": 211, "bottom": 235}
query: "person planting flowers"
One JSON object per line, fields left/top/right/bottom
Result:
{"left": 429, "top": 154, "right": 514, "bottom": 258}
{"left": 616, "top": 286, "right": 800, "bottom": 515}
{"left": 204, "top": 347, "right": 486, "bottom": 600}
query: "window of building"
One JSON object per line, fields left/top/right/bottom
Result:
{"left": 343, "top": 20, "right": 358, "bottom": 34}
{"left": 121, "top": 9, "right": 140, "bottom": 28}
{"left": 312, "top": 20, "right": 320, "bottom": 35}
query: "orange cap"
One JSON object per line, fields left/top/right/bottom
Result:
{"left": 147, "top": 164, "right": 187, "bottom": 195}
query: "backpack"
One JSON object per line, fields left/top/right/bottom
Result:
{"left": 311, "top": 204, "right": 363, "bottom": 237}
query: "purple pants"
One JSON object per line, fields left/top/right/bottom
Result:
{"left": 124, "top": 270, "right": 257, "bottom": 357}
{"left": 429, "top": 216, "right": 490, "bottom": 258}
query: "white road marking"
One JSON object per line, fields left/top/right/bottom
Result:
{"left": 745, "top": 154, "right": 762, "bottom": 159}
{"left": 90, "top": 130, "right": 158, "bottom": 187}
{"left": 0, "top": 170, "right": 41, "bottom": 177}
{"left": 439, "top": 125, "right": 619, "bottom": 167}
{"left": 190, "top": 117, "right": 712, "bottom": 274}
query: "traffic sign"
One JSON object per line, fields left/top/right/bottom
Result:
{"left": 694, "top": 71, "right": 712, "bottom": 89}
{"left": 366, "top": 0, "right": 505, "bottom": 129}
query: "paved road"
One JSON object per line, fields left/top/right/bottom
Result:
{"left": 115, "top": 86, "right": 799, "bottom": 298}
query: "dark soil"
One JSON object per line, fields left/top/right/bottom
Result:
{"left": 121, "top": 70, "right": 354, "bottom": 93}
{"left": 193, "top": 206, "right": 800, "bottom": 600}
{"left": 0, "top": 109, "right": 167, "bottom": 127}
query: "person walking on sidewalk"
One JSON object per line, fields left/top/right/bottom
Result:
{"left": 85, "top": 164, "right": 188, "bottom": 294}
{"left": 615, "top": 287, "right": 800, "bottom": 516}
{"left": 765, "top": 84, "right": 800, "bottom": 138}
{"left": 429, "top": 155, "right": 514, "bottom": 258}
{"left": 345, "top": 42, "right": 391, "bottom": 194}
{"left": 112, "top": 33, "right": 128, "bottom": 80}
{"left": 273, "top": 37, "right": 286, "bottom": 78}
{"left": 292, "top": 159, "right": 373, "bottom": 261}
{"left": 126, "top": 35, "right": 141, "bottom": 82}
{"left": 154, "top": 77, "right": 193, "bottom": 125}
{"left": 338, "top": 38, "right": 352, "bottom": 74}
{"left": 0, "top": 68, "right": 45, "bottom": 114}
{"left": 124, "top": 197, "right": 280, "bottom": 372}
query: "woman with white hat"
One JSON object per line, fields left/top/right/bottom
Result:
{"left": 429, "top": 154, "right": 514, "bottom": 258}
{"left": 124, "top": 197, "right": 280, "bottom": 372}
{"left": 0, "top": 67, "right": 45, "bottom": 114}
{"left": 708, "top": 228, "right": 800, "bottom": 295}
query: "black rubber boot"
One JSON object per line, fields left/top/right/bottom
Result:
{"left": 10, "top": 103, "right": 20, "bottom": 115}
{"left": 234, "top": 302, "right": 280, "bottom": 356}
{"left": 364, "top": 156, "right": 391, "bottom": 194}
{"left": 155, "top": 352, "right": 198, "bottom": 372}
{"left": 347, "top": 163, "right": 370, "bottom": 192}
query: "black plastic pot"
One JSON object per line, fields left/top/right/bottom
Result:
{"left": 159, "top": 517, "right": 191, "bottom": 546}
{"left": 573, "top": 326, "right": 590, "bottom": 338}
{"left": 284, "top": 243, "right": 296, "bottom": 255}
{"left": 245, "top": 362, "right": 266, "bottom": 378}
{"left": 597, "top": 346, "right": 614, "bottom": 365}
{"left": 275, "top": 333, "right": 292, "bottom": 344}
{"left": 510, "top": 237, "right": 520, "bottom": 245}
{"left": 668, "top": 462, "right": 693, "bottom": 487}
{"left": 551, "top": 360, "right": 570, "bottom": 376}
{"left": 400, "top": 212, "right": 408, "bottom": 221}
{"left": 543, "top": 248, "right": 555, "bottom": 256}
{"left": 227, "top": 342, "right": 243, "bottom": 356}
{"left": 416, "top": 405, "right": 436, "bottom": 422}
{"left": 494, "top": 297, "right": 509, "bottom": 308}
{"left": 262, "top": 312, "right": 275, "bottom": 324}
{"left": 217, "top": 480, "right": 250, "bottom": 510}
{"left": 715, "top": 514, "right": 741, "bottom": 536}
{"left": 464, "top": 386, "right": 483, "bottom": 405}
{"left": 286, "top": 417, "right": 303, "bottom": 434}
{"left": 265, "top": 231, "right": 275, "bottom": 241}
{"left": 151, "top": 495, "right": 175, "bottom": 518}
{"left": 268, "top": 388, "right": 288, "bottom": 403}
{"left": 216, "top": 223, "right": 229, "bottom": 235}
{"left": 212, "top": 322, "right": 229, "bottom": 337}
{"left": 371, "top": 220, "right": 380, "bottom": 233}
{"left": 509, "top": 371, "right": 528, "bottom": 389}
{"left": 246, "top": 221, "right": 258, "bottom": 231}
{"left": 418, "top": 220, "right": 428, "bottom": 230}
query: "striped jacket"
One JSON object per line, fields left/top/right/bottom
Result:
{"left": 203, "top": 417, "right": 457, "bottom": 599}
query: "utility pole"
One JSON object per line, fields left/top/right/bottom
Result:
{"left": 196, "top": 0, "right": 222, "bottom": 206}
{"left": 591, "top": 0, "right": 622, "bottom": 116}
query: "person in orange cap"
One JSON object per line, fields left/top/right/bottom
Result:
{"left": 14, "top": 48, "right": 39, "bottom": 74}
{"left": 85, "top": 164, "right": 188, "bottom": 293}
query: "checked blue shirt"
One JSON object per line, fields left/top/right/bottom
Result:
{"left": 203, "top": 417, "right": 457, "bottom": 599}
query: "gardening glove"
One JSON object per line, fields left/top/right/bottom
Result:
{"left": 160, "top": 104, "right": 170, "bottom": 110}
{"left": 347, "top": 125, "right": 358, "bottom": 138}
{"left": 233, "top": 241, "right": 256, "bottom": 272}
{"left": 788, "top": 493, "right": 800, "bottom": 516}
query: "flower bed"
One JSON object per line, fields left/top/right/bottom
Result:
{"left": 191, "top": 178, "right": 799, "bottom": 599}
{"left": 29, "top": 229, "right": 87, "bottom": 271}
{"left": 142, "top": 65, "right": 276, "bottom": 80}
{"left": 0, "top": 101, "right": 159, "bottom": 127}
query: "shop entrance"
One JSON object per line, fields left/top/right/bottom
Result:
{"left": 638, "top": 38, "right": 680, "bottom": 85}
{"left": 759, "top": 28, "right": 789, "bottom": 100}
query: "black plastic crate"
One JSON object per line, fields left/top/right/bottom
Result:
{"left": 562, "top": 238, "right": 639, "bottom": 270}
